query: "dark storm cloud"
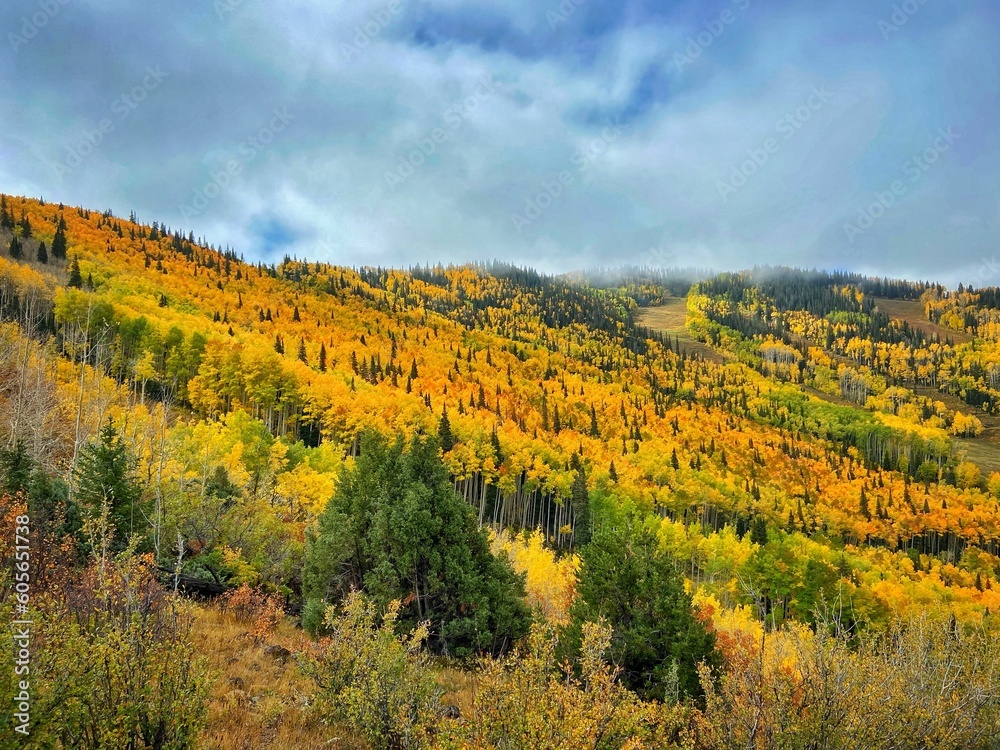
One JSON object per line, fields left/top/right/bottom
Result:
{"left": 1, "top": 0, "right": 998, "bottom": 284}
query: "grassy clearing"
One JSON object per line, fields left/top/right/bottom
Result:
{"left": 636, "top": 297, "right": 726, "bottom": 364}
{"left": 192, "top": 604, "right": 480, "bottom": 749}
{"left": 874, "top": 297, "right": 973, "bottom": 344}
{"left": 192, "top": 605, "right": 346, "bottom": 750}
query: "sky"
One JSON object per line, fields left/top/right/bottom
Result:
{"left": 1, "top": 0, "right": 998, "bottom": 285}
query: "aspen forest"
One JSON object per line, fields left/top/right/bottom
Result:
{"left": 1, "top": 193, "right": 1000, "bottom": 748}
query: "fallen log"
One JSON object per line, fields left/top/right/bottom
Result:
{"left": 155, "top": 567, "right": 228, "bottom": 598}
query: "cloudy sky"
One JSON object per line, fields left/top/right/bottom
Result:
{"left": 1, "top": 0, "right": 998, "bottom": 284}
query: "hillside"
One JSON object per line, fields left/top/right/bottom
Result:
{"left": 3, "top": 194, "right": 1000, "bottom": 747}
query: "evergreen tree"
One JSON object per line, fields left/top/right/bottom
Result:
{"left": 490, "top": 429, "right": 503, "bottom": 466}
{"left": 302, "top": 431, "right": 531, "bottom": 657}
{"left": 0, "top": 443, "right": 79, "bottom": 548}
{"left": 51, "top": 224, "right": 67, "bottom": 259}
{"left": 27, "top": 466, "right": 79, "bottom": 546}
{"left": 0, "top": 440, "right": 33, "bottom": 495}
{"left": 8, "top": 235, "right": 22, "bottom": 260}
{"left": 0, "top": 201, "right": 13, "bottom": 230}
{"left": 68, "top": 257, "right": 83, "bottom": 287}
{"left": 569, "top": 456, "right": 592, "bottom": 546}
{"left": 563, "top": 522, "right": 720, "bottom": 701}
{"left": 439, "top": 408, "right": 455, "bottom": 452}
{"left": 749, "top": 516, "right": 769, "bottom": 546}
{"left": 36, "top": 240, "right": 47, "bottom": 264}
{"left": 318, "top": 343, "right": 328, "bottom": 372}
{"left": 74, "top": 423, "right": 143, "bottom": 552}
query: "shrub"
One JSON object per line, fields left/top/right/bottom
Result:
{"left": 221, "top": 582, "right": 284, "bottom": 643}
{"left": 0, "top": 538, "right": 209, "bottom": 748}
{"left": 303, "top": 591, "right": 442, "bottom": 750}
{"left": 440, "top": 621, "right": 695, "bottom": 749}
{"left": 699, "top": 614, "right": 1000, "bottom": 749}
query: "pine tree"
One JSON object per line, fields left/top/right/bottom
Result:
{"left": 74, "top": 423, "right": 143, "bottom": 552}
{"left": 297, "top": 338, "right": 308, "bottom": 363}
{"left": 318, "top": 343, "right": 327, "bottom": 372}
{"left": 302, "top": 431, "right": 530, "bottom": 657}
{"left": 0, "top": 440, "right": 33, "bottom": 495}
{"left": 51, "top": 224, "right": 67, "bottom": 259}
{"left": 490, "top": 428, "right": 503, "bottom": 466}
{"left": 589, "top": 404, "right": 600, "bottom": 437}
{"left": 439, "top": 408, "right": 455, "bottom": 452}
{"left": 0, "top": 201, "right": 13, "bottom": 230}
{"left": 67, "top": 257, "right": 83, "bottom": 287}
{"left": 7, "top": 235, "right": 22, "bottom": 260}
{"left": 563, "top": 522, "right": 720, "bottom": 700}
{"left": 36, "top": 240, "right": 47, "bottom": 264}
{"left": 749, "top": 516, "right": 769, "bottom": 546}
{"left": 570, "top": 456, "right": 591, "bottom": 546}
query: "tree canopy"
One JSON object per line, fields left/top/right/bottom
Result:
{"left": 563, "top": 521, "right": 721, "bottom": 701}
{"left": 303, "top": 430, "right": 531, "bottom": 657}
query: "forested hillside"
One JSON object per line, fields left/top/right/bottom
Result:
{"left": 3, "top": 194, "right": 1000, "bottom": 748}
